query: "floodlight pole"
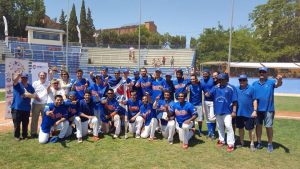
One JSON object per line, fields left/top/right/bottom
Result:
{"left": 138, "top": 0, "right": 141, "bottom": 70}
{"left": 66, "top": 0, "right": 69, "bottom": 70}
{"left": 227, "top": 0, "right": 234, "bottom": 75}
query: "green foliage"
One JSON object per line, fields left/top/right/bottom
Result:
{"left": 59, "top": 9, "right": 67, "bottom": 31}
{"left": 86, "top": 7, "right": 95, "bottom": 44}
{"left": 68, "top": 3, "right": 79, "bottom": 42}
{"left": 79, "top": 0, "right": 88, "bottom": 44}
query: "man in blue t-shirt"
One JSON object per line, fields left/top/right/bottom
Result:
{"left": 39, "top": 95, "right": 69, "bottom": 144}
{"left": 151, "top": 68, "right": 168, "bottom": 101}
{"left": 206, "top": 73, "right": 237, "bottom": 152}
{"left": 11, "top": 72, "right": 37, "bottom": 141}
{"left": 173, "top": 69, "right": 189, "bottom": 100}
{"left": 131, "top": 70, "right": 143, "bottom": 101}
{"left": 135, "top": 68, "right": 153, "bottom": 97}
{"left": 188, "top": 74, "right": 204, "bottom": 136}
{"left": 252, "top": 67, "right": 282, "bottom": 152}
{"left": 171, "top": 92, "right": 197, "bottom": 149}
{"left": 236, "top": 74, "right": 258, "bottom": 151}
{"left": 201, "top": 69, "right": 216, "bottom": 140}
{"left": 71, "top": 69, "right": 88, "bottom": 100}
{"left": 153, "top": 90, "right": 176, "bottom": 144}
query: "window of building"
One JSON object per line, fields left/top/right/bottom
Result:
{"left": 33, "top": 31, "right": 60, "bottom": 41}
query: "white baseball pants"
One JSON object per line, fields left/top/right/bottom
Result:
{"left": 216, "top": 114, "right": 235, "bottom": 146}
{"left": 38, "top": 120, "right": 69, "bottom": 144}
{"left": 176, "top": 121, "right": 194, "bottom": 145}
{"left": 204, "top": 101, "right": 216, "bottom": 122}
{"left": 129, "top": 116, "right": 144, "bottom": 135}
{"left": 74, "top": 116, "right": 99, "bottom": 138}
{"left": 161, "top": 120, "right": 176, "bottom": 142}
{"left": 141, "top": 118, "right": 158, "bottom": 139}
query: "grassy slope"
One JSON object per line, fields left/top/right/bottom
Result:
{"left": 0, "top": 119, "right": 299, "bottom": 169}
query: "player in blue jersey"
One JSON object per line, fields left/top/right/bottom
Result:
{"left": 201, "top": 69, "right": 216, "bottom": 140}
{"left": 171, "top": 92, "right": 197, "bottom": 149}
{"left": 122, "top": 90, "right": 143, "bottom": 138}
{"left": 236, "top": 74, "right": 258, "bottom": 151}
{"left": 39, "top": 95, "right": 69, "bottom": 144}
{"left": 153, "top": 90, "right": 176, "bottom": 144}
{"left": 206, "top": 73, "right": 237, "bottom": 152}
{"left": 71, "top": 69, "right": 88, "bottom": 100}
{"left": 135, "top": 68, "right": 153, "bottom": 97}
{"left": 122, "top": 69, "right": 134, "bottom": 98}
{"left": 74, "top": 91, "right": 100, "bottom": 142}
{"left": 100, "top": 89, "right": 121, "bottom": 139}
{"left": 138, "top": 95, "right": 158, "bottom": 140}
{"left": 187, "top": 74, "right": 204, "bottom": 136}
{"left": 108, "top": 69, "right": 123, "bottom": 88}
{"left": 173, "top": 69, "right": 189, "bottom": 100}
{"left": 64, "top": 91, "right": 80, "bottom": 138}
{"left": 12, "top": 72, "right": 37, "bottom": 141}
{"left": 165, "top": 72, "right": 175, "bottom": 101}
{"left": 131, "top": 70, "right": 143, "bottom": 101}
{"left": 252, "top": 67, "right": 282, "bottom": 152}
{"left": 151, "top": 68, "right": 168, "bottom": 101}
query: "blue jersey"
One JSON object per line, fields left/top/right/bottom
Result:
{"left": 156, "top": 99, "right": 175, "bottom": 125}
{"left": 11, "top": 82, "right": 35, "bottom": 112}
{"left": 172, "top": 101, "right": 197, "bottom": 128}
{"left": 132, "top": 77, "right": 143, "bottom": 101}
{"left": 136, "top": 76, "right": 153, "bottom": 96}
{"left": 101, "top": 98, "right": 120, "bottom": 122}
{"left": 125, "top": 99, "right": 142, "bottom": 121}
{"left": 201, "top": 77, "right": 214, "bottom": 101}
{"left": 64, "top": 99, "right": 80, "bottom": 119}
{"left": 108, "top": 77, "right": 122, "bottom": 87}
{"left": 165, "top": 80, "right": 175, "bottom": 100}
{"left": 79, "top": 99, "right": 99, "bottom": 122}
{"left": 209, "top": 84, "right": 238, "bottom": 115}
{"left": 139, "top": 103, "right": 156, "bottom": 126}
{"left": 252, "top": 79, "right": 276, "bottom": 112}
{"left": 189, "top": 83, "right": 203, "bottom": 106}
{"left": 152, "top": 77, "right": 168, "bottom": 101}
{"left": 88, "top": 82, "right": 107, "bottom": 109}
{"left": 173, "top": 78, "right": 189, "bottom": 99}
{"left": 236, "top": 85, "right": 256, "bottom": 118}
{"left": 72, "top": 78, "right": 87, "bottom": 100}
{"left": 41, "top": 103, "right": 68, "bottom": 133}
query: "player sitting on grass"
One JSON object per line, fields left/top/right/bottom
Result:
{"left": 74, "top": 91, "right": 100, "bottom": 143}
{"left": 64, "top": 91, "right": 79, "bottom": 138}
{"left": 171, "top": 92, "right": 197, "bottom": 149}
{"left": 39, "top": 95, "right": 69, "bottom": 144}
{"left": 153, "top": 90, "right": 176, "bottom": 144}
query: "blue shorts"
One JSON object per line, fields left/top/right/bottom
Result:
{"left": 256, "top": 111, "right": 274, "bottom": 128}
{"left": 236, "top": 116, "right": 255, "bottom": 130}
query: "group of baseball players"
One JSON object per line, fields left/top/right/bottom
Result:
{"left": 11, "top": 66, "right": 282, "bottom": 152}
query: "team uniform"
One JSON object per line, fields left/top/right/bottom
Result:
{"left": 155, "top": 99, "right": 176, "bottom": 143}
{"left": 173, "top": 78, "right": 189, "bottom": 100}
{"left": 139, "top": 103, "right": 158, "bottom": 139}
{"left": 252, "top": 79, "right": 276, "bottom": 127}
{"left": 188, "top": 82, "right": 204, "bottom": 133}
{"left": 132, "top": 76, "right": 143, "bottom": 101}
{"left": 74, "top": 98, "right": 99, "bottom": 139}
{"left": 72, "top": 78, "right": 87, "bottom": 100}
{"left": 124, "top": 99, "right": 143, "bottom": 136}
{"left": 39, "top": 103, "right": 69, "bottom": 144}
{"left": 236, "top": 85, "right": 256, "bottom": 130}
{"left": 151, "top": 77, "right": 168, "bottom": 101}
{"left": 64, "top": 98, "right": 80, "bottom": 137}
{"left": 209, "top": 84, "right": 237, "bottom": 146}
{"left": 101, "top": 98, "right": 121, "bottom": 137}
{"left": 172, "top": 101, "right": 197, "bottom": 145}
{"left": 135, "top": 76, "right": 153, "bottom": 97}
{"left": 201, "top": 77, "right": 216, "bottom": 137}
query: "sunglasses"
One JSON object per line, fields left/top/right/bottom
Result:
{"left": 61, "top": 74, "right": 67, "bottom": 75}
{"left": 259, "top": 71, "right": 266, "bottom": 74}
{"left": 239, "top": 79, "right": 247, "bottom": 82}
{"left": 107, "top": 93, "right": 113, "bottom": 95}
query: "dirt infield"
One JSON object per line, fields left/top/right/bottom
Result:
{"left": 0, "top": 102, "right": 299, "bottom": 133}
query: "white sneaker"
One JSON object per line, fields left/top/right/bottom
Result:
{"left": 113, "top": 134, "right": 118, "bottom": 139}
{"left": 135, "top": 134, "right": 141, "bottom": 139}
{"left": 124, "top": 134, "right": 128, "bottom": 139}
{"left": 78, "top": 137, "right": 83, "bottom": 143}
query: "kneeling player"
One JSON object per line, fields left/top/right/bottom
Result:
{"left": 64, "top": 91, "right": 79, "bottom": 138}
{"left": 171, "top": 93, "right": 197, "bottom": 149}
{"left": 139, "top": 95, "right": 157, "bottom": 140}
{"left": 153, "top": 90, "right": 175, "bottom": 144}
{"left": 39, "top": 95, "right": 69, "bottom": 144}
{"left": 101, "top": 89, "right": 121, "bottom": 139}
{"left": 75, "top": 91, "right": 100, "bottom": 142}
{"left": 236, "top": 74, "right": 257, "bottom": 151}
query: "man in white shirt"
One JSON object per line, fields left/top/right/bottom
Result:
{"left": 31, "top": 71, "right": 50, "bottom": 138}
{"left": 47, "top": 79, "right": 66, "bottom": 103}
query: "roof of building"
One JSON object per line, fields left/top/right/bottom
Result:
{"left": 25, "top": 26, "right": 65, "bottom": 34}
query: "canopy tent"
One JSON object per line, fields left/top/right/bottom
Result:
{"left": 230, "top": 62, "right": 264, "bottom": 68}
{"left": 261, "top": 63, "right": 300, "bottom": 69}
{"left": 201, "top": 62, "right": 300, "bottom": 69}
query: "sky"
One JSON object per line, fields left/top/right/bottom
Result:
{"left": 44, "top": 0, "right": 267, "bottom": 43}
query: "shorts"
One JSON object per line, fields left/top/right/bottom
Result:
{"left": 194, "top": 106, "right": 203, "bottom": 121}
{"left": 232, "top": 117, "right": 236, "bottom": 125}
{"left": 236, "top": 116, "right": 255, "bottom": 130}
{"left": 256, "top": 111, "right": 274, "bottom": 128}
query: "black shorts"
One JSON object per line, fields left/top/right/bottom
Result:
{"left": 236, "top": 116, "right": 255, "bottom": 130}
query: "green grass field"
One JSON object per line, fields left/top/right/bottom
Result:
{"left": 0, "top": 91, "right": 4, "bottom": 101}
{"left": 0, "top": 119, "right": 299, "bottom": 169}
{"left": 274, "top": 96, "right": 300, "bottom": 112}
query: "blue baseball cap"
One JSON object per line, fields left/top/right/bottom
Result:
{"left": 68, "top": 91, "right": 77, "bottom": 96}
{"left": 101, "top": 66, "right": 108, "bottom": 71}
{"left": 238, "top": 74, "right": 248, "bottom": 80}
{"left": 114, "top": 69, "right": 121, "bottom": 73}
{"left": 259, "top": 67, "right": 268, "bottom": 72}
{"left": 133, "top": 70, "right": 139, "bottom": 74}
{"left": 223, "top": 73, "right": 229, "bottom": 79}
{"left": 21, "top": 73, "right": 29, "bottom": 78}
{"left": 203, "top": 69, "right": 210, "bottom": 74}
{"left": 122, "top": 69, "right": 129, "bottom": 73}
{"left": 217, "top": 73, "right": 226, "bottom": 80}
{"left": 155, "top": 68, "right": 161, "bottom": 72}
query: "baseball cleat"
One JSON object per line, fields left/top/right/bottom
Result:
{"left": 227, "top": 145, "right": 234, "bottom": 152}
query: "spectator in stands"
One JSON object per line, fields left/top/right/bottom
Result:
{"left": 31, "top": 71, "right": 49, "bottom": 138}
{"left": 152, "top": 58, "right": 157, "bottom": 68}
{"left": 11, "top": 72, "right": 37, "bottom": 141}
{"left": 170, "top": 56, "right": 174, "bottom": 68}
{"left": 162, "top": 56, "right": 166, "bottom": 66}
{"left": 58, "top": 70, "right": 73, "bottom": 95}
{"left": 157, "top": 58, "right": 161, "bottom": 68}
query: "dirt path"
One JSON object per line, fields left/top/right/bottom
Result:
{"left": 0, "top": 102, "right": 299, "bottom": 133}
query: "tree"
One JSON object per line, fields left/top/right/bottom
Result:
{"left": 86, "top": 7, "right": 95, "bottom": 44}
{"left": 59, "top": 9, "right": 67, "bottom": 31}
{"left": 190, "top": 37, "right": 197, "bottom": 48}
{"left": 0, "top": 0, "right": 14, "bottom": 38}
{"left": 250, "top": 0, "right": 300, "bottom": 61}
{"left": 79, "top": 0, "right": 88, "bottom": 43}
{"left": 28, "top": 0, "right": 46, "bottom": 27}
{"left": 68, "top": 3, "right": 79, "bottom": 42}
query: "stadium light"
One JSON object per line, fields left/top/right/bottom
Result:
{"left": 227, "top": 0, "right": 234, "bottom": 75}
{"left": 66, "top": 0, "right": 69, "bottom": 71}
{"left": 138, "top": 0, "right": 142, "bottom": 70}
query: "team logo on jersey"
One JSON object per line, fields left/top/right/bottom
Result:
{"left": 129, "top": 106, "right": 139, "bottom": 112}
{"left": 175, "top": 109, "right": 188, "bottom": 115}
